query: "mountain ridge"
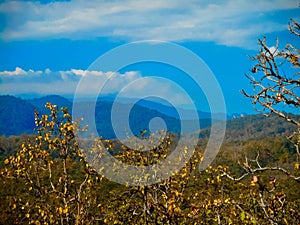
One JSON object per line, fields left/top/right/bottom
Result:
{"left": 1, "top": 95, "right": 296, "bottom": 140}
{"left": 0, "top": 95, "right": 213, "bottom": 138}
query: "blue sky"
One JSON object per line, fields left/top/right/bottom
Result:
{"left": 0, "top": 0, "right": 299, "bottom": 114}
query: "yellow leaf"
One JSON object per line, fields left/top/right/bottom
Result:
{"left": 250, "top": 181, "right": 256, "bottom": 187}
{"left": 290, "top": 54, "right": 299, "bottom": 65}
{"left": 4, "top": 158, "right": 9, "bottom": 165}
{"left": 174, "top": 207, "right": 181, "bottom": 213}
{"left": 63, "top": 207, "right": 68, "bottom": 214}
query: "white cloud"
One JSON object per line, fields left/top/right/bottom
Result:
{"left": 0, "top": 0, "right": 298, "bottom": 48}
{"left": 267, "top": 46, "right": 278, "bottom": 55}
{"left": 0, "top": 67, "right": 27, "bottom": 76}
{"left": 0, "top": 67, "right": 190, "bottom": 105}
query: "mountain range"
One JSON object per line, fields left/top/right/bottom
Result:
{"left": 0, "top": 95, "right": 213, "bottom": 138}
{"left": 2, "top": 94, "right": 295, "bottom": 140}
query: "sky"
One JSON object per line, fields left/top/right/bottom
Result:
{"left": 0, "top": 0, "right": 299, "bottom": 114}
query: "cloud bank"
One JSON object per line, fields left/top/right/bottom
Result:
{"left": 0, "top": 0, "right": 298, "bottom": 48}
{"left": 0, "top": 67, "right": 191, "bottom": 105}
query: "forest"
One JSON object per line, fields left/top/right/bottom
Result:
{"left": 0, "top": 19, "right": 299, "bottom": 225}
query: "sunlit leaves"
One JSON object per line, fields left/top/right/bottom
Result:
{"left": 0, "top": 100, "right": 299, "bottom": 225}
{"left": 0, "top": 103, "right": 104, "bottom": 224}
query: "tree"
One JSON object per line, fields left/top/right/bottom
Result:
{"left": 1, "top": 103, "right": 103, "bottom": 224}
{"left": 219, "top": 18, "right": 300, "bottom": 224}
{"left": 242, "top": 18, "right": 300, "bottom": 167}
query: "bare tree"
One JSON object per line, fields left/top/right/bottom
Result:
{"left": 218, "top": 19, "right": 300, "bottom": 225}
{"left": 241, "top": 18, "right": 300, "bottom": 166}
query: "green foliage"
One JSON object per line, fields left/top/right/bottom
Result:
{"left": 0, "top": 101, "right": 299, "bottom": 224}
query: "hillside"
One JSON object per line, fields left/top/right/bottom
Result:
{"left": 225, "top": 113, "right": 299, "bottom": 141}
{"left": 0, "top": 95, "right": 298, "bottom": 141}
{"left": 0, "top": 96, "right": 36, "bottom": 136}
{"left": 197, "top": 113, "right": 299, "bottom": 143}
{"left": 28, "top": 95, "right": 73, "bottom": 114}
{"left": 0, "top": 95, "right": 210, "bottom": 138}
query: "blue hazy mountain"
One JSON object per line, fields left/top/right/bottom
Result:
{"left": 95, "top": 95, "right": 242, "bottom": 120}
{"left": 0, "top": 95, "right": 215, "bottom": 138}
{"left": 0, "top": 95, "right": 36, "bottom": 136}
{"left": 1, "top": 95, "right": 296, "bottom": 141}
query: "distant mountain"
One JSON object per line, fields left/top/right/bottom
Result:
{"left": 94, "top": 100, "right": 180, "bottom": 139}
{"left": 135, "top": 99, "right": 211, "bottom": 120}
{"left": 97, "top": 95, "right": 244, "bottom": 120}
{"left": 28, "top": 95, "right": 73, "bottom": 114}
{"left": 199, "top": 113, "right": 300, "bottom": 142}
{"left": 225, "top": 113, "right": 300, "bottom": 141}
{"left": 0, "top": 95, "right": 76, "bottom": 137}
{"left": 0, "top": 95, "right": 36, "bottom": 136}
{"left": 2, "top": 95, "right": 293, "bottom": 140}
{"left": 0, "top": 95, "right": 212, "bottom": 138}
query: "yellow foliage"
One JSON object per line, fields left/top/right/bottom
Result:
{"left": 4, "top": 158, "right": 9, "bottom": 165}
{"left": 250, "top": 181, "right": 256, "bottom": 187}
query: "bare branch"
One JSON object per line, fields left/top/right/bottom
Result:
{"left": 288, "top": 18, "right": 300, "bottom": 37}
{"left": 221, "top": 154, "right": 300, "bottom": 183}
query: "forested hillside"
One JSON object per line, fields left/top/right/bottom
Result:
{"left": 0, "top": 102, "right": 299, "bottom": 225}
{"left": 0, "top": 96, "right": 35, "bottom": 136}
{"left": 0, "top": 95, "right": 219, "bottom": 138}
